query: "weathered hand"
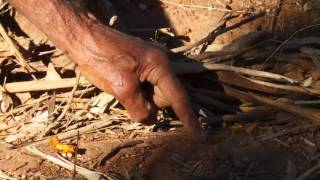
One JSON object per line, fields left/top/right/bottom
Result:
{"left": 70, "top": 24, "right": 205, "bottom": 141}
{"left": 8, "top": 0, "right": 206, "bottom": 142}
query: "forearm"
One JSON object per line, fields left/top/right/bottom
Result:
{"left": 9, "top": 1, "right": 85, "bottom": 50}
{"left": 8, "top": 0, "right": 131, "bottom": 64}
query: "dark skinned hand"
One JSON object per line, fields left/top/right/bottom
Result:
{"left": 8, "top": 0, "right": 206, "bottom": 142}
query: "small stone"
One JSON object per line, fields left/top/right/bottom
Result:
{"left": 5, "top": 155, "right": 11, "bottom": 160}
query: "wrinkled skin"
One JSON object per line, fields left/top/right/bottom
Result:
{"left": 8, "top": 0, "right": 205, "bottom": 142}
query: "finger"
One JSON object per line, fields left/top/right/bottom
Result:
{"left": 157, "top": 70, "right": 206, "bottom": 142}
{"left": 114, "top": 78, "right": 157, "bottom": 125}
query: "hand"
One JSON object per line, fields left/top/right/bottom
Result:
{"left": 68, "top": 23, "right": 205, "bottom": 142}
{"left": 7, "top": 0, "right": 205, "bottom": 142}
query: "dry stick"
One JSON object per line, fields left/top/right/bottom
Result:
{"left": 2, "top": 76, "right": 90, "bottom": 93}
{"left": 172, "top": 62, "right": 297, "bottom": 84}
{"left": 246, "top": 78, "right": 320, "bottom": 96}
{"left": 41, "top": 71, "right": 81, "bottom": 137}
{"left": 260, "top": 123, "right": 320, "bottom": 141}
{"left": 159, "top": 0, "right": 233, "bottom": 12}
{"left": 218, "top": 106, "right": 275, "bottom": 123}
{"left": 171, "top": 11, "right": 265, "bottom": 53}
{"left": 72, "top": 130, "right": 80, "bottom": 178}
{"left": 250, "top": 94, "right": 320, "bottom": 123}
{"left": 222, "top": 86, "right": 320, "bottom": 123}
{"left": 24, "top": 118, "right": 115, "bottom": 148}
{"left": 296, "top": 162, "right": 320, "bottom": 180}
{"left": 203, "top": 63, "right": 297, "bottom": 84}
{"left": 217, "top": 71, "right": 286, "bottom": 95}
{"left": 0, "top": 22, "right": 32, "bottom": 72}
{"left": 25, "top": 146, "right": 106, "bottom": 180}
{"left": 264, "top": 23, "right": 320, "bottom": 63}
{"left": 217, "top": 71, "right": 320, "bottom": 96}
{"left": 170, "top": 12, "right": 230, "bottom": 53}
{"left": 289, "top": 37, "right": 320, "bottom": 45}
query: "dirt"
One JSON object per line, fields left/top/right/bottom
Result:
{"left": 2, "top": 0, "right": 320, "bottom": 179}
{"left": 0, "top": 124, "right": 318, "bottom": 179}
{"left": 113, "top": 0, "right": 320, "bottom": 45}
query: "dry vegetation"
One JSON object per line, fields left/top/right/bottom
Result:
{"left": 1, "top": 0, "right": 320, "bottom": 179}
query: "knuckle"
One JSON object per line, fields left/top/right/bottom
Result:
{"left": 140, "top": 46, "right": 170, "bottom": 83}
{"left": 132, "top": 108, "right": 153, "bottom": 124}
{"left": 113, "top": 82, "right": 136, "bottom": 103}
{"left": 144, "top": 46, "right": 169, "bottom": 65}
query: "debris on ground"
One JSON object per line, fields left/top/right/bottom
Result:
{"left": 1, "top": 0, "right": 320, "bottom": 179}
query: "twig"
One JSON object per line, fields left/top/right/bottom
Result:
{"left": 246, "top": 78, "right": 320, "bottom": 96}
{"left": 25, "top": 146, "right": 107, "bottom": 180}
{"left": 159, "top": 0, "right": 233, "bottom": 12}
{"left": 295, "top": 100, "right": 320, "bottom": 105}
{"left": 1, "top": 76, "right": 90, "bottom": 93}
{"left": 264, "top": 23, "right": 320, "bottom": 63}
{"left": 250, "top": 94, "right": 320, "bottom": 123}
{"left": 221, "top": 85, "right": 320, "bottom": 123}
{"left": 296, "top": 162, "right": 320, "bottom": 180}
{"left": 41, "top": 71, "right": 81, "bottom": 137}
{"left": 170, "top": 12, "right": 230, "bottom": 53}
{"left": 289, "top": 37, "right": 320, "bottom": 45}
{"left": 0, "top": 21, "right": 32, "bottom": 72}
{"left": 171, "top": 62, "right": 297, "bottom": 84}
{"left": 260, "top": 123, "right": 320, "bottom": 141}
{"left": 216, "top": 71, "right": 320, "bottom": 96}
{"left": 72, "top": 130, "right": 80, "bottom": 179}
{"left": 204, "top": 63, "right": 297, "bottom": 84}
{"left": 218, "top": 106, "right": 275, "bottom": 123}
{"left": 171, "top": 11, "right": 265, "bottom": 53}
{"left": 23, "top": 118, "right": 115, "bottom": 148}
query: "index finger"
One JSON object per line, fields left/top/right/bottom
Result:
{"left": 157, "top": 69, "right": 206, "bottom": 142}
